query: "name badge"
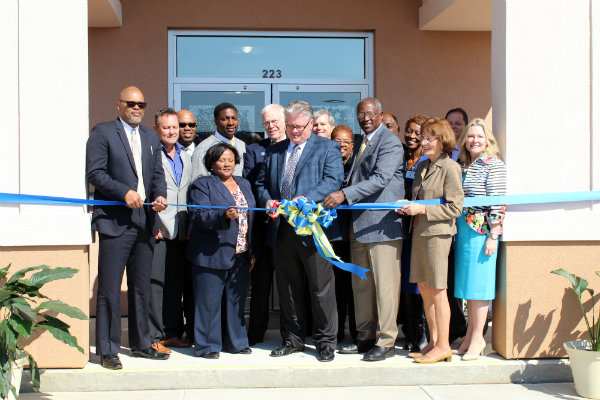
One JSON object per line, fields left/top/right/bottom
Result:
{"left": 406, "top": 170, "right": 415, "bottom": 179}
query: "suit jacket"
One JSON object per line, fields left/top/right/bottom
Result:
{"left": 411, "top": 152, "right": 464, "bottom": 237}
{"left": 191, "top": 135, "right": 246, "bottom": 182}
{"left": 186, "top": 174, "right": 256, "bottom": 268}
{"left": 243, "top": 138, "right": 270, "bottom": 194}
{"left": 86, "top": 118, "right": 167, "bottom": 236}
{"left": 157, "top": 147, "right": 192, "bottom": 240}
{"left": 342, "top": 125, "right": 405, "bottom": 243}
{"left": 255, "top": 134, "right": 344, "bottom": 248}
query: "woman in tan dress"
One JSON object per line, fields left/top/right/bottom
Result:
{"left": 398, "top": 118, "right": 464, "bottom": 364}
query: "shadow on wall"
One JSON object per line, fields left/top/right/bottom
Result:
{"left": 512, "top": 300, "right": 555, "bottom": 358}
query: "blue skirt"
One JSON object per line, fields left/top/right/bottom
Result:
{"left": 454, "top": 212, "right": 497, "bottom": 300}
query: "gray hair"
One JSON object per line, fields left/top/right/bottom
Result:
{"left": 357, "top": 97, "right": 382, "bottom": 113}
{"left": 285, "top": 100, "right": 313, "bottom": 121}
{"left": 314, "top": 109, "right": 335, "bottom": 126}
{"left": 261, "top": 103, "right": 285, "bottom": 121}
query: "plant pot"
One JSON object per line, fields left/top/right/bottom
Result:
{"left": 564, "top": 340, "right": 600, "bottom": 399}
{"left": 7, "top": 356, "right": 26, "bottom": 400}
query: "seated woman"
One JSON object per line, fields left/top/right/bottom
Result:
{"left": 454, "top": 118, "right": 507, "bottom": 361}
{"left": 398, "top": 118, "right": 464, "bottom": 364}
{"left": 186, "top": 142, "right": 256, "bottom": 359}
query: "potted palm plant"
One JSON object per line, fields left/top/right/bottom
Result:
{"left": 0, "top": 264, "right": 88, "bottom": 399}
{"left": 552, "top": 268, "right": 600, "bottom": 399}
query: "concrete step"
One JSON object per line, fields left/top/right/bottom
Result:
{"left": 21, "top": 330, "right": 572, "bottom": 393}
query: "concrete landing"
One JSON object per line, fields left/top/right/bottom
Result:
{"left": 20, "top": 332, "right": 572, "bottom": 393}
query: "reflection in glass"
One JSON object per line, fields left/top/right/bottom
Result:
{"left": 177, "top": 36, "right": 365, "bottom": 80}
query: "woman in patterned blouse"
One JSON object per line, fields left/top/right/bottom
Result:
{"left": 186, "top": 142, "right": 256, "bottom": 359}
{"left": 453, "top": 118, "right": 506, "bottom": 360}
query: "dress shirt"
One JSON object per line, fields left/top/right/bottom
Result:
{"left": 119, "top": 117, "right": 138, "bottom": 151}
{"left": 284, "top": 139, "right": 308, "bottom": 167}
{"left": 214, "top": 131, "right": 235, "bottom": 144}
{"left": 162, "top": 142, "right": 184, "bottom": 186}
{"left": 182, "top": 142, "right": 195, "bottom": 155}
{"left": 451, "top": 145, "right": 460, "bottom": 161}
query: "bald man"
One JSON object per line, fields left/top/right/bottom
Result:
{"left": 87, "top": 86, "right": 169, "bottom": 369}
{"left": 177, "top": 110, "right": 197, "bottom": 154}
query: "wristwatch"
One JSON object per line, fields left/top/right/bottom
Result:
{"left": 489, "top": 233, "right": 499, "bottom": 240}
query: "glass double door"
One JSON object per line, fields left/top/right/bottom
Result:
{"left": 173, "top": 83, "right": 368, "bottom": 141}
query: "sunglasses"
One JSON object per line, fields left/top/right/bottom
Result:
{"left": 120, "top": 100, "right": 147, "bottom": 109}
{"left": 179, "top": 122, "right": 197, "bottom": 128}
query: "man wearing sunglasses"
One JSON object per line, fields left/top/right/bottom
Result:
{"left": 87, "top": 86, "right": 169, "bottom": 369}
{"left": 177, "top": 110, "right": 198, "bottom": 154}
{"left": 323, "top": 97, "right": 405, "bottom": 362}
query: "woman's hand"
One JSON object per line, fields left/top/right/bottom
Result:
{"left": 484, "top": 237, "right": 498, "bottom": 255}
{"left": 399, "top": 203, "right": 426, "bottom": 216}
{"left": 225, "top": 207, "right": 239, "bottom": 219}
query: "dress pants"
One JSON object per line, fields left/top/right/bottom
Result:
{"left": 349, "top": 228, "right": 402, "bottom": 348}
{"left": 273, "top": 222, "right": 337, "bottom": 350}
{"left": 331, "top": 240, "right": 357, "bottom": 342}
{"left": 248, "top": 244, "right": 274, "bottom": 343}
{"left": 149, "top": 237, "right": 187, "bottom": 342}
{"left": 192, "top": 254, "right": 250, "bottom": 354}
{"left": 96, "top": 208, "right": 155, "bottom": 355}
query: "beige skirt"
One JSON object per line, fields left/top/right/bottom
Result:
{"left": 409, "top": 233, "right": 452, "bottom": 289}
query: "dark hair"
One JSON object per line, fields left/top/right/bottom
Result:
{"left": 214, "top": 102, "right": 238, "bottom": 119}
{"left": 203, "top": 142, "right": 240, "bottom": 173}
{"left": 154, "top": 107, "right": 177, "bottom": 126}
{"left": 404, "top": 113, "right": 428, "bottom": 132}
{"left": 444, "top": 108, "right": 469, "bottom": 124}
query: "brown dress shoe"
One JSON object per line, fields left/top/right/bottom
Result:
{"left": 152, "top": 341, "right": 172, "bottom": 354}
{"left": 160, "top": 336, "right": 192, "bottom": 348}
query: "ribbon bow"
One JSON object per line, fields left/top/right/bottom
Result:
{"left": 276, "top": 198, "right": 369, "bottom": 279}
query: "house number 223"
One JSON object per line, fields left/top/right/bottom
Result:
{"left": 262, "top": 69, "right": 282, "bottom": 78}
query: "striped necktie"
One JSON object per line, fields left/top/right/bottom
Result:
{"left": 351, "top": 135, "right": 368, "bottom": 176}
{"left": 281, "top": 145, "right": 300, "bottom": 200}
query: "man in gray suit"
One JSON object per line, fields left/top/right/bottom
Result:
{"left": 148, "top": 108, "right": 193, "bottom": 353}
{"left": 191, "top": 103, "right": 246, "bottom": 181}
{"left": 323, "top": 97, "right": 405, "bottom": 361}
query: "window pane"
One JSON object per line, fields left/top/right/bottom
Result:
{"left": 177, "top": 36, "right": 365, "bottom": 80}
{"left": 181, "top": 91, "right": 265, "bottom": 141}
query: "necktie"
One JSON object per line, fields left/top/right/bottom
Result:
{"left": 281, "top": 145, "right": 300, "bottom": 200}
{"left": 351, "top": 136, "right": 368, "bottom": 176}
{"left": 229, "top": 138, "right": 235, "bottom": 146}
{"left": 131, "top": 128, "right": 146, "bottom": 202}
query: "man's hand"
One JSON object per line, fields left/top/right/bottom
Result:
{"left": 155, "top": 230, "right": 163, "bottom": 240}
{"left": 322, "top": 190, "right": 346, "bottom": 208}
{"left": 225, "top": 207, "right": 239, "bottom": 220}
{"left": 265, "top": 200, "right": 279, "bottom": 219}
{"left": 151, "top": 196, "right": 168, "bottom": 212}
{"left": 124, "top": 190, "right": 144, "bottom": 208}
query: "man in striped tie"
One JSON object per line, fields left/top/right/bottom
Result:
{"left": 256, "top": 101, "right": 344, "bottom": 362}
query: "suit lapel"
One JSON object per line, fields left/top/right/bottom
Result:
{"left": 212, "top": 175, "right": 235, "bottom": 206}
{"left": 275, "top": 140, "right": 288, "bottom": 192}
{"left": 115, "top": 119, "right": 137, "bottom": 173}
{"left": 293, "top": 135, "right": 315, "bottom": 176}
{"left": 161, "top": 151, "right": 176, "bottom": 185}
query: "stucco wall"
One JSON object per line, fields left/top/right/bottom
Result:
{"left": 88, "top": 0, "right": 491, "bottom": 129}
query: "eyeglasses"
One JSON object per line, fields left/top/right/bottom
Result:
{"left": 119, "top": 100, "right": 147, "bottom": 109}
{"left": 262, "top": 119, "right": 281, "bottom": 128}
{"left": 285, "top": 120, "right": 311, "bottom": 132}
{"left": 179, "top": 122, "right": 197, "bottom": 128}
{"left": 357, "top": 111, "right": 380, "bottom": 120}
{"left": 333, "top": 139, "right": 353, "bottom": 145}
{"left": 421, "top": 136, "right": 437, "bottom": 143}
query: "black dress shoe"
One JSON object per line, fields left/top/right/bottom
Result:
{"left": 200, "top": 352, "right": 220, "bottom": 359}
{"left": 317, "top": 346, "right": 335, "bottom": 362}
{"left": 100, "top": 354, "right": 122, "bottom": 370}
{"left": 362, "top": 345, "right": 395, "bottom": 361}
{"left": 270, "top": 343, "right": 302, "bottom": 357}
{"left": 338, "top": 339, "right": 375, "bottom": 354}
{"left": 130, "top": 347, "right": 169, "bottom": 360}
{"left": 238, "top": 347, "right": 252, "bottom": 354}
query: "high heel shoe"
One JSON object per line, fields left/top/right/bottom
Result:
{"left": 452, "top": 348, "right": 467, "bottom": 356}
{"left": 462, "top": 341, "right": 486, "bottom": 361}
{"left": 414, "top": 349, "right": 452, "bottom": 364}
{"left": 407, "top": 352, "right": 423, "bottom": 359}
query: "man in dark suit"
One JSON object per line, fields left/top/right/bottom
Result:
{"left": 86, "top": 86, "right": 169, "bottom": 369}
{"left": 323, "top": 97, "right": 405, "bottom": 362}
{"left": 243, "top": 104, "right": 287, "bottom": 346}
{"left": 256, "top": 100, "right": 343, "bottom": 362}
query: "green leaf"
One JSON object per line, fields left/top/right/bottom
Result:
{"left": 28, "top": 354, "right": 40, "bottom": 392}
{"left": 7, "top": 316, "right": 33, "bottom": 340}
{"left": 28, "top": 267, "right": 78, "bottom": 289}
{"left": 10, "top": 298, "right": 38, "bottom": 321}
{"left": 5, "top": 265, "right": 45, "bottom": 285}
{"left": 0, "top": 288, "right": 13, "bottom": 304}
{"left": 0, "top": 264, "right": 10, "bottom": 282}
{"left": 37, "top": 300, "right": 88, "bottom": 321}
{"left": 1, "top": 321, "right": 18, "bottom": 352}
{"left": 551, "top": 269, "right": 588, "bottom": 298}
{"left": 36, "top": 316, "right": 83, "bottom": 353}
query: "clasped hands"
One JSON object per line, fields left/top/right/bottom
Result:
{"left": 395, "top": 200, "right": 426, "bottom": 216}
{"left": 124, "top": 190, "right": 167, "bottom": 212}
